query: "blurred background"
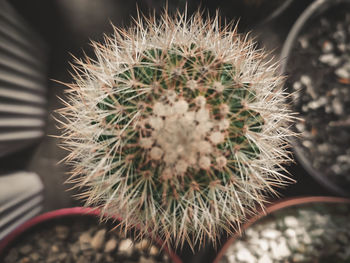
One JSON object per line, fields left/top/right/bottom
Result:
{"left": 0, "top": 0, "right": 342, "bottom": 261}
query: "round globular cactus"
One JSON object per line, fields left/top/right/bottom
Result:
{"left": 58, "top": 11, "right": 295, "bottom": 248}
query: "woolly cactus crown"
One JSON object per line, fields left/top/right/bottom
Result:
{"left": 58, "top": 11, "right": 294, "bottom": 248}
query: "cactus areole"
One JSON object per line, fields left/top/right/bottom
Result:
{"left": 58, "top": 11, "right": 295, "bottom": 248}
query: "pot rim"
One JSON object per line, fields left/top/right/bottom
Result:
{"left": 0, "top": 207, "right": 182, "bottom": 263}
{"left": 280, "top": 0, "right": 350, "bottom": 197}
{"left": 213, "top": 196, "right": 350, "bottom": 263}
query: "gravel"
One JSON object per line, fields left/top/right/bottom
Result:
{"left": 285, "top": 3, "right": 350, "bottom": 191}
{"left": 2, "top": 216, "right": 171, "bottom": 263}
{"left": 219, "top": 203, "right": 350, "bottom": 263}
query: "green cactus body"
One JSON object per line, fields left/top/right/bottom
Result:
{"left": 58, "top": 11, "right": 295, "bottom": 248}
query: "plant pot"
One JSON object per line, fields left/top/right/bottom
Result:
{"left": 280, "top": 0, "right": 350, "bottom": 197}
{"left": 0, "top": 207, "right": 182, "bottom": 263}
{"left": 214, "top": 196, "right": 350, "bottom": 263}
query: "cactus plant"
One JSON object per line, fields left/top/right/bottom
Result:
{"left": 57, "top": 11, "right": 295, "bottom": 249}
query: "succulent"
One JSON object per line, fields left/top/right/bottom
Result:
{"left": 58, "top": 11, "right": 295, "bottom": 248}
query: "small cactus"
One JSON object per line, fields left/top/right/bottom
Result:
{"left": 58, "top": 11, "right": 295, "bottom": 248}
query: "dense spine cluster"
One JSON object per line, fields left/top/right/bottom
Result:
{"left": 58, "top": 11, "right": 294, "bottom": 248}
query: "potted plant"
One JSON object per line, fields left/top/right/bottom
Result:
{"left": 280, "top": 0, "right": 350, "bottom": 196}
{"left": 214, "top": 196, "right": 350, "bottom": 263}
{"left": 0, "top": 207, "right": 181, "bottom": 263}
{"left": 56, "top": 8, "right": 296, "bottom": 250}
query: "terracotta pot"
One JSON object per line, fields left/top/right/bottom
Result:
{"left": 0, "top": 207, "right": 182, "bottom": 263}
{"left": 280, "top": 0, "right": 350, "bottom": 197}
{"left": 214, "top": 196, "right": 350, "bottom": 263}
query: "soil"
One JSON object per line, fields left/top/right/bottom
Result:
{"left": 1, "top": 215, "right": 171, "bottom": 263}
{"left": 285, "top": 3, "right": 350, "bottom": 194}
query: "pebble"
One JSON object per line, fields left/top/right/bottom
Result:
{"left": 293, "top": 81, "right": 302, "bottom": 90}
{"left": 57, "top": 253, "right": 67, "bottom": 260}
{"left": 19, "top": 258, "right": 30, "bottom": 263}
{"left": 322, "top": 41, "right": 333, "bottom": 53}
{"left": 325, "top": 104, "right": 332, "bottom": 113}
{"left": 331, "top": 164, "right": 342, "bottom": 174}
{"left": 332, "top": 98, "right": 344, "bottom": 115}
{"left": 284, "top": 216, "right": 299, "bottom": 227}
{"left": 272, "top": 239, "right": 291, "bottom": 259}
{"left": 80, "top": 241, "right": 92, "bottom": 251}
{"left": 135, "top": 239, "right": 150, "bottom": 251}
{"left": 295, "top": 122, "right": 305, "bottom": 132}
{"left": 338, "top": 43, "right": 346, "bottom": 52}
{"left": 149, "top": 245, "right": 159, "bottom": 256}
{"left": 140, "top": 256, "right": 156, "bottom": 263}
{"left": 236, "top": 247, "right": 256, "bottom": 263}
{"left": 258, "top": 240, "right": 269, "bottom": 251}
{"left": 302, "top": 234, "right": 312, "bottom": 245}
{"left": 300, "top": 75, "right": 317, "bottom": 99}
{"left": 300, "top": 74, "right": 312, "bottom": 86}
{"left": 298, "top": 36, "right": 309, "bottom": 49}
{"left": 104, "top": 238, "right": 118, "bottom": 253}
{"left": 301, "top": 104, "right": 309, "bottom": 112}
{"left": 19, "top": 245, "right": 32, "bottom": 254}
{"left": 317, "top": 143, "right": 330, "bottom": 154}
{"left": 335, "top": 66, "right": 350, "bottom": 79}
{"left": 29, "top": 252, "right": 40, "bottom": 261}
{"left": 288, "top": 235, "right": 300, "bottom": 250}
{"left": 292, "top": 253, "right": 305, "bottom": 262}
{"left": 285, "top": 228, "right": 296, "bottom": 238}
{"left": 314, "top": 214, "right": 329, "bottom": 225}
{"left": 50, "top": 245, "right": 59, "bottom": 253}
{"left": 246, "top": 228, "right": 259, "bottom": 239}
{"left": 79, "top": 231, "right": 92, "bottom": 244}
{"left": 258, "top": 254, "right": 272, "bottom": 263}
{"left": 318, "top": 53, "right": 341, "bottom": 66}
{"left": 55, "top": 225, "right": 69, "bottom": 240}
{"left": 333, "top": 29, "right": 346, "bottom": 42}
{"left": 118, "top": 238, "right": 134, "bottom": 255}
{"left": 69, "top": 243, "right": 80, "bottom": 254}
{"left": 228, "top": 254, "right": 236, "bottom": 262}
{"left": 306, "top": 96, "right": 327, "bottom": 109}
{"left": 90, "top": 229, "right": 106, "bottom": 250}
{"left": 302, "top": 140, "right": 312, "bottom": 148}
{"left": 337, "top": 155, "right": 350, "bottom": 163}
{"left": 37, "top": 239, "right": 48, "bottom": 250}
{"left": 261, "top": 229, "right": 280, "bottom": 239}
